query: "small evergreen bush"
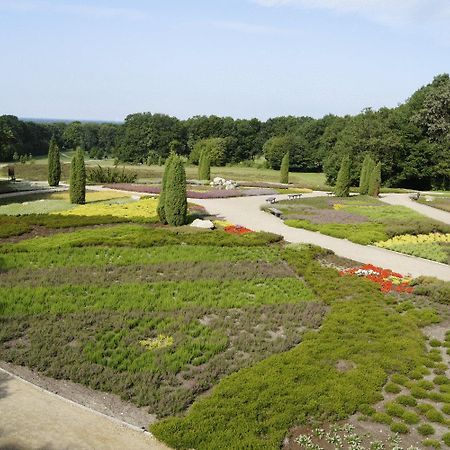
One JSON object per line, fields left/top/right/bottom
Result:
{"left": 69, "top": 148, "right": 86, "bottom": 204}
{"left": 359, "top": 153, "right": 375, "bottom": 195}
{"left": 334, "top": 155, "right": 351, "bottom": 197}
{"left": 47, "top": 136, "right": 61, "bottom": 187}
{"left": 165, "top": 155, "right": 187, "bottom": 226}
{"left": 157, "top": 153, "right": 175, "bottom": 224}
{"left": 280, "top": 152, "right": 289, "bottom": 184}
{"left": 368, "top": 162, "right": 382, "bottom": 197}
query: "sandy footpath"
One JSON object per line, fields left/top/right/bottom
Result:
{"left": 0, "top": 368, "right": 171, "bottom": 450}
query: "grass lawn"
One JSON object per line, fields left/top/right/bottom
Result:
{"left": 1, "top": 160, "right": 331, "bottom": 190}
{"left": 0, "top": 211, "right": 449, "bottom": 448}
{"left": 276, "top": 195, "right": 450, "bottom": 263}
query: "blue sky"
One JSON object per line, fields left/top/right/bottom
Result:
{"left": 1, "top": 0, "right": 449, "bottom": 121}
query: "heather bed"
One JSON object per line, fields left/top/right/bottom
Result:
{"left": 275, "top": 196, "right": 450, "bottom": 255}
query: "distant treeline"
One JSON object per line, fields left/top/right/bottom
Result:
{"left": 1, "top": 74, "right": 448, "bottom": 189}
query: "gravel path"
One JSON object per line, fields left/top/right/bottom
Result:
{"left": 0, "top": 368, "right": 170, "bottom": 450}
{"left": 192, "top": 193, "right": 450, "bottom": 281}
{"left": 379, "top": 193, "right": 450, "bottom": 224}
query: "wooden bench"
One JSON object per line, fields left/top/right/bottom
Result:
{"left": 409, "top": 192, "right": 420, "bottom": 201}
{"left": 268, "top": 207, "right": 283, "bottom": 218}
{"left": 287, "top": 193, "right": 302, "bottom": 200}
{"left": 265, "top": 197, "right": 277, "bottom": 204}
{"left": 326, "top": 192, "right": 334, "bottom": 196}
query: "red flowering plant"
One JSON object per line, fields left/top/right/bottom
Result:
{"left": 339, "top": 264, "right": 413, "bottom": 294}
{"left": 224, "top": 225, "right": 253, "bottom": 235}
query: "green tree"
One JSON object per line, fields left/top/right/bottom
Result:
{"left": 47, "top": 135, "right": 61, "bottom": 186}
{"left": 280, "top": 152, "right": 289, "bottom": 184}
{"left": 359, "top": 154, "right": 375, "bottom": 195}
{"left": 368, "top": 162, "right": 382, "bottom": 197}
{"left": 69, "top": 148, "right": 86, "bottom": 204}
{"left": 157, "top": 153, "right": 176, "bottom": 223}
{"left": 165, "top": 155, "right": 187, "bottom": 226}
{"left": 334, "top": 155, "right": 351, "bottom": 197}
{"left": 198, "top": 150, "right": 211, "bottom": 180}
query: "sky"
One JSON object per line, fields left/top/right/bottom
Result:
{"left": 0, "top": 0, "right": 449, "bottom": 122}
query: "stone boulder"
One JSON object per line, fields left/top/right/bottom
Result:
{"left": 190, "top": 219, "right": 215, "bottom": 229}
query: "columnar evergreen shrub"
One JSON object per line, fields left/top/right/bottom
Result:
{"left": 359, "top": 154, "right": 375, "bottom": 195}
{"left": 280, "top": 152, "right": 289, "bottom": 184}
{"left": 157, "top": 153, "right": 175, "bottom": 224}
{"left": 198, "top": 150, "right": 211, "bottom": 180}
{"left": 334, "top": 155, "right": 351, "bottom": 197}
{"left": 69, "top": 148, "right": 86, "bottom": 204}
{"left": 165, "top": 155, "right": 187, "bottom": 226}
{"left": 47, "top": 136, "right": 61, "bottom": 187}
{"left": 368, "top": 162, "right": 382, "bottom": 197}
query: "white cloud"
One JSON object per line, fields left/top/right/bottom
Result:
{"left": 251, "top": 0, "right": 450, "bottom": 26}
{"left": 212, "top": 20, "right": 298, "bottom": 35}
{"left": 0, "top": 0, "right": 146, "bottom": 20}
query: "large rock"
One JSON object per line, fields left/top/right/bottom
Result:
{"left": 190, "top": 219, "right": 215, "bottom": 229}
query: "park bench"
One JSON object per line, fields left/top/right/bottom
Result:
{"left": 268, "top": 207, "right": 283, "bottom": 218}
{"left": 409, "top": 192, "right": 420, "bottom": 201}
{"left": 265, "top": 197, "right": 277, "bottom": 204}
{"left": 287, "top": 193, "right": 302, "bottom": 200}
{"left": 326, "top": 192, "right": 334, "bottom": 196}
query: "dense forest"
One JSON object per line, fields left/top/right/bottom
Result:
{"left": 1, "top": 74, "right": 448, "bottom": 189}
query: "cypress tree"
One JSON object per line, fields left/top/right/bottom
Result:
{"left": 157, "top": 153, "right": 176, "bottom": 224}
{"left": 334, "top": 155, "right": 351, "bottom": 197}
{"left": 198, "top": 150, "right": 211, "bottom": 181}
{"left": 69, "top": 148, "right": 86, "bottom": 204}
{"left": 359, "top": 154, "right": 375, "bottom": 195}
{"left": 165, "top": 155, "right": 187, "bottom": 226}
{"left": 280, "top": 152, "right": 289, "bottom": 184}
{"left": 47, "top": 136, "right": 61, "bottom": 187}
{"left": 368, "top": 162, "right": 382, "bottom": 197}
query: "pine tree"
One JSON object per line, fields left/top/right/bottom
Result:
{"left": 368, "top": 162, "right": 382, "bottom": 197}
{"left": 359, "top": 154, "right": 375, "bottom": 195}
{"left": 157, "top": 153, "right": 176, "bottom": 224}
{"left": 198, "top": 150, "right": 211, "bottom": 181}
{"left": 280, "top": 152, "right": 289, "bottom": 184}
{"left": 69, "top": 148, "right": 86, "bottom": 204}
{"left": 334, "top": 155, "right": 351, "bottom": 197}
{"left": 47, "top": 136, "right": 61, "bottom": 187}
{"left": 165, "top": 155, "right": 187, "bottom": 226}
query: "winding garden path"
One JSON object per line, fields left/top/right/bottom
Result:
{"left": 192, "top": 193, "right": 450, "bottom": 281}
{"left": 0, "top": 368, "right": 170, "bottom": 450}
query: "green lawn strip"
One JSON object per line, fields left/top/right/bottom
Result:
{"left": 0, "top": 245, "right": 282, "bottom": 269}
{"left": 0, "top": 199, "right": 76, "bottom": 215}
{"left": 150, "top": 246, "right": 428, "bottom": 449}
{"left": 3, "top": 224, "right": 281, "bottom": 250}
{"left": 0, "top": 278, "right": 315, "bottom": 316}
{"left": 418, "top": 197, "right": 450, "bottom": 213}
{"left": 375, "top": 242, "right": 449, "bottom": 264}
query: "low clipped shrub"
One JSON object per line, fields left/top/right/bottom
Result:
{"left": 429, "top": 339, "right": 442, "bottom": 347}
{"left": 391, "top": 374, "right": 409, "bottom": 385}
{"left": 385, "top": 402, "right": 406, "bottom": 417}
{"left": 428, "top": 350, "right": 443, "bottom": 362}
{"left": 433, "top": 375, "right": 450, "bottom": 385}
{"left": 409, "top": 367, "right": 429, "bottom": 380}
{"left": 428, "top": 392, "right": 447, "bottom": 402}
{"left": 434, "top": 363, "right": 448, "bottom": 375}
{"left": 87, "top": 165, "right": 137, "bottom": 184}
{"left": 416, "top": 380, "right": 434, "bottom": 390}
{"left": 422, "top": 439, "right": 441, "bottom": 449}
{"left": 385, "top": 382, "right": 402, "bottom": 394}
{"left": 390, "top": 422, "right": 409, "bottom": 434}
{"left": 439, "top": 385, "right": 450, "bottom": 394}
{"left": 441, "top": 404, "right": 450, "bottom": 415}
{"left": 442, "top": 432, "right": 450, "bottom": 446}
{"left": 396, "top": 395, "right": 417, "bottom": 407}
{"left": 358, "top": 403, "right": 376, "bottom": 416}
{"left": 417, "top": 403, "right": 435, "bottom": 413}
{"left": 425, "top": 408, "right": 446, "bottom": 423}
{"left": 417, "top": 423, "right": 435, "bottom": 436}
{"left": 411, "top": 386, "right": 429, "bottom": 399}
{"left": 402, "top": 411, "right": 420, "bottom": 424}
{"left": 373, "top": 412, "right": 392, "bottom": 424}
